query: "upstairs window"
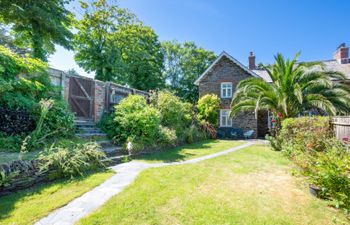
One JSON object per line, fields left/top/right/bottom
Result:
{"left": 221, "top": 82, "right": 232, "bottom": 98}
{"left": 220, "top": 109, "right": 232, "bottom": 127}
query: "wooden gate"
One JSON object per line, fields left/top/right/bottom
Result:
{"left": 68, "top": 77, "right": 94, "bottom": 119}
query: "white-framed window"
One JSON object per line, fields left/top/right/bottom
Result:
{"left": 221, "top": 82, "right": 232, "bottom": 98}
{"left": 220, "top": 109, "right": 232, "bottom": 127}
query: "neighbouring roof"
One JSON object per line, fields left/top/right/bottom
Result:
{"left": 195, "top": 51, "right": 350, "bottom": 85}
{"left": 253, "top": 59, "right": 350, "bottom": 83}
{"left": 194, "top": 51, "right": 262, "bottom": 85}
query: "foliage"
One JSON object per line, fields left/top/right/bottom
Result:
{"left": 158, "top": 126, "right": 177, "bottom": 146}
{"left": 38, "top": 142, "right": 107, "bottom": 178}
{"left": 73, "top": 0, "right": 136, "bottom": 81}
{"left": 197, "top": 94, "right": 220, "bottom": 126}
{"left": 309, "top": 140, "right": 350, "bottom": 210}
{"left": 97, "top": 112, "right": 115, "bottom": 139}
{"left": 199, "top": 121, "right": 217, "bottom": 139}
{"left": 0, "top": 170, "right": 18, "bottom": 187}
{"left": 183, "top": 125, "right": 208, "bottom": 144}
{"left": 0, "top": 46, "right": 75, "bottom": 151}
{"left": 162, "top": 41, "right": 216, "bottom": 102}
{"left": 111, "top": 24, "right": 164, "bottom": 91}
{"left": 0, "top": 26, "right": 29, "bottom": 55}
{"left": 231, "top": 53, "right": 350, "bottom": 123}
{"left": 151, "top": 91, "right": 192, "bottom": 134}
{"left": 0, "top": 108, "right": 35, "bottom": 135}
{"left": 113, "top": 95, "right": 161, "bottom": 144}
{"left": 0, "top": 0, "right": 73, "bottom": 61}
{"left": 271, "top": 116, "right": 350, "bottom": 211}
{"left": 0, "top": 133, "right": 23, "bottom": 152}
{"left": 279, "top": 117, "right": 331, "bottom": 153}
{"left": 41, "top": 100, "right": 75, "bottom": 137}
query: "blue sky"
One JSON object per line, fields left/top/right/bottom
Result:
{"left": 49, "top": 0, "right": 350, "bottom": 77}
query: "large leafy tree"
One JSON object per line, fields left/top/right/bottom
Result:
{"left": 74, "top": 0, "right": 164, "bottom": 91}
{"left": 0, "top": 0, "right": 73, "bottom": 61}
{"left": 231, "top": 53, "right": 350, "bottom": 120}
{"left": 162, "top": 41, "right": 216, "bottom": 102}
{"left": 73, "top": 0, "right": 137, "bottom": 81}
{"left": 111, "top": 24, "right": 164, "bottom": 91}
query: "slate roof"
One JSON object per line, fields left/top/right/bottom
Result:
{"left": 253, "top": 59, "right": 350, "bottom": 83}
{"left": 195, "top": 50, "right": 350, "bottom": 85}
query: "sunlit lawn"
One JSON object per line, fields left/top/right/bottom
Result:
{"left": 78, "top": 144, "right": 348, "bottom": 225}
{"left": 0, "top": 171, "right": 114, "bottom": 225}
{"left": 136, "top": 139, "right": 245, "bottom": 163}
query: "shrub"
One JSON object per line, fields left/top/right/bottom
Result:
{"left": 309, "top": 139, "right": 350, "bottom": 210}
{"left": 0, "top": 108, "right": 35, "bottom": 135}
{"left": 279, "top": 116, "right": 332, "bottom": 155}
{"left": 40, "top": 99, "right": 75, "bottom": 137}
{"left": 97, "top": 113, "right": 115, "bottom": 139}
{"left": 38, "top": 142, "right": 107, "bottom": 178}
{"left": 151, "top": 91, "right": 192, "bottom": 134}
{"left": 158, "top": 126, "right": 177, "bottom": 146}
{"left": 197, "top": 94, "right": 220, "bottom": 126}
{"left": 0, "top": 133, "right": 23, "bottom": 152}
{"left": 183, "top": 125, "right": 208, "bottom": 144}
{"left": 273, "top": 116, "right": 350, "bottom": 211}
{"left": 113, "top": 95, "right": 161, "bottom": 144}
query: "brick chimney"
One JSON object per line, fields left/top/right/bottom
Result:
{"left": 248, "top": 52, "right": 256, "bottom": 69}
{"left": 333, "top": 43, "right": 349, "bottom": 64}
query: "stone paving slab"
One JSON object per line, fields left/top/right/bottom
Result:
{"left": 35, "top": 141, "right": 258, "bottom": 225}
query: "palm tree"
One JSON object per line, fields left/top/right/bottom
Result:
{"left": 231, "top": 53, "right": 350, "bottom": 121}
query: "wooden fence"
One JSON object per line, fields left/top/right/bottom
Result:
{"left": 332, "top": 116, "right": 350, "bottom": 141}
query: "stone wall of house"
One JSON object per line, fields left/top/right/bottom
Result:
{"left": 198, "top": 56, "right": 258, "bottom": 137}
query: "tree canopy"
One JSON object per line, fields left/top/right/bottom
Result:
{"left": 0, "top": 0, "right": 73, "bottom": 61}
{"left": 231, "top": 53, "right": 350, "bottom": 120}
{"left": 73, "top": 0, "right": 137, "bottom": 81}
{"left": 162, "top": 41, "right": 216, "bottom": 102}
{"left": 111, "top": 24, "right": 164, "bottom": 90}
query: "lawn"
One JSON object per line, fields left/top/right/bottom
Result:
{"left": 78, "top": 144, "right": 348, "bottom": 225}
{"left": 0, "top": 171, "right": 115, "bottom": 225}
{"left": 136, "top": 139, "right": 245, "bottom": 163}
{"left": 0, "top": 151, "right": 40, "bottom": 164}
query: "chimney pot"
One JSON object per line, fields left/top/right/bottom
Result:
{"left": 333, "top": 43, "right": 349, "bottom": 64}
{"left": 248, "top": 51, "right": 256, "bottom": 70}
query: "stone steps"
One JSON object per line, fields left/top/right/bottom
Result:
{"left": 74, "top": 118, "right": 127, "bottom": 166}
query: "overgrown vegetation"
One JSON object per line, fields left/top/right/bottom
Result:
{"left": 0, "top": 45, "right": 75, "bottom": 152}
{"left": 99, "top": 91, "right": 210, "bottom": 154}
{"left": 269, "top": 116, "right": 350, "bottom": 212}
{"left": 38, "top": 142, "right": 108, "bottom": 178}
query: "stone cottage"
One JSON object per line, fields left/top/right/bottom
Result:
{"left": 194, "top": 43, "right": 350, "bottom": 138}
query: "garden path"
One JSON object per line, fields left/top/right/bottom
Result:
{"left": 35, "top": 141, "right": 259, "bottom": 225}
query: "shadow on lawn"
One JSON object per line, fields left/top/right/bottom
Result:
{"left": 135, "top": 139, "right": 221, "bottom": 163}
{"left": 0, "top": 172, "right": 97, "bottom": 222}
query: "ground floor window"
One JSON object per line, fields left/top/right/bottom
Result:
{"left": 220, "top": 109, "right": 232, "bottom": 127}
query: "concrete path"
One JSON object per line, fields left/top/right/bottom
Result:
{"left": 36, "top": 141, "right": 258, "bottom": 225}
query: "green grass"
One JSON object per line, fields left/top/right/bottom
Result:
{"left": 0, "top": 171, "right": 115, "bottom": 225}
{"left": 78, "top": 144, "right": 348, "bottom": 225}
{"left": 0, "top": 151, "right": 41, "bottom": 164}
{"left": 136, "top": 139, "right": 245, "bottom": 163}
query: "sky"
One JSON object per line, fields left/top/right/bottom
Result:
{"left": 49, "top": 0, "right": 350, "bottom": 78}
